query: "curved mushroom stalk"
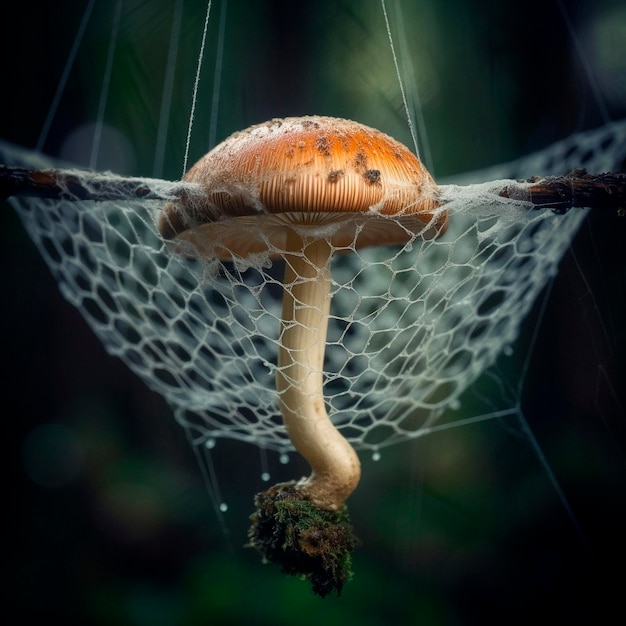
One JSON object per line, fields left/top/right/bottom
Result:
{"left": 277, "top": 230, "right": 361, "bottom": 511}
{"left": 248, "top": 230, "right": 361, "bottom": 597}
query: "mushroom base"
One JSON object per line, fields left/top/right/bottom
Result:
{"left": 247, "top": 481, "right": 359, "bottom": 598}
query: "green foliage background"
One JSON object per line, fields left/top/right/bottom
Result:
{"left": 3, "top": 1, "right": 625, "bottom": 624}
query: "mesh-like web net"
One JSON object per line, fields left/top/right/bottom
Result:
{"left": 4, "top": 119, "right": 624, "bottom": 454}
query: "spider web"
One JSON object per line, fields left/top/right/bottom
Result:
{"left": 4, "top": 118, "right": 624, "bottom": 456}
{"left": 4, "top": 0, "right": 625, "bottom": 467}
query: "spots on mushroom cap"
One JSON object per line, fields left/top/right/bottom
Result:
{"left": 364, "top": 169, "right": 381, "bottom": 184}
{"left": 316, "top": 135, "right": 332, "bottom": 157}
{"left": 328, "top": 170, "right": 345, "bottom": 183}
{"left": 353, "top": 151, "right": 368, "bottom": 170}
{"left": 301, "top": 119, "right": 322, "bottom": 130}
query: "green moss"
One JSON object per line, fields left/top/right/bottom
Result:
{"left": 247, "top": 482, "right": 359, "bottom": 598}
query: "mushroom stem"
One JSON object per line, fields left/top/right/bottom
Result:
{"left": 277, "top": 229, "right": 361, "bottom": 511}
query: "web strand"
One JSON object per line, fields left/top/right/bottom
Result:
{"left": 153, "top": 0, "right": 185, "bottom": 178}
{"left": 36, "top": 0, "right": 95, "bottom": 154}
{"left": 557, "top": 0, "right": 610, "bottom": 123}
{"left": 90, "top": 0, "right": 122, "bottom": 171}
{"left": 389, "top": 0, "right": 433, "bottom": 173}
{"left": 380, "top": 0, "right": 420, "bottom": 159}
{"left": 183, "top": 1, "right": 213, "bottom": 176}
{"left": 208, "top": 0, "right": 228, "bottom": 150}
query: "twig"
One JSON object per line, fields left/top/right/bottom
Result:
{"left": 2, "top": 165, "right": 625, "bottom": 216}
{"left": 0, "top": 165, "right": 186, "bottom": 202}
{"left": 499, "top": 170, "right": 626, "bottom": 217}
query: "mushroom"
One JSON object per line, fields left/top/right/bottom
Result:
{"left": 157, "top": 115, "right": 447, "bottom": 595}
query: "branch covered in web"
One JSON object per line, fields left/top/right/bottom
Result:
{"left": 0, "top": 165, "right": 194, "bottom": 203}
{"left": 500, "top": 170, "right": 626, "bottom": 216}
{"left": 1, "top": 165, "right": 624, "bottom": 216}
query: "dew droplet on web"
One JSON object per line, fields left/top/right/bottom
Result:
{"left": 450, "top": 399, "right": 461, "bottom": 411}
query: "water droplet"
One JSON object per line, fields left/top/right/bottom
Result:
{"left": 206, "top": 438, "right": 216, "bottom": 449}
{"left": 261, "top": 472, "right": 270, "bottom": 482}
{"left": 372, "top": 451, "right": 381, "bottom": 462}
{"left": 504, "top": 345, "right": 513, "bottom": 356}
{"left": 279, "top": 453, "right": 289, "bottom": 464}
{"left": 450, "top": 399, "right": 461, "bottom": 411}
{"left": 219, "top": 502, "right": 228, "bottom": 512}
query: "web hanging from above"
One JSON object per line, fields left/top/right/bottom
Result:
{"left": 4, "top": 119, "right": 625, "bottom": 453}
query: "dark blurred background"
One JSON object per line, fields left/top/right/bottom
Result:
{"left": 3, "top": 1, "right": 625, "bottom": 624}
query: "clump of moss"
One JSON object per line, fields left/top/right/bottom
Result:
{"left": 247, "top": 481, "right": 359, "bottom": 597}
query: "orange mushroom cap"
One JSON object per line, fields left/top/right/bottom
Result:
{"left": 158, "top": 116, "right": 447, "bottom": 259}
